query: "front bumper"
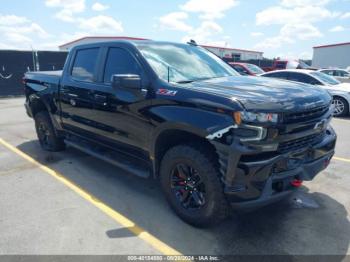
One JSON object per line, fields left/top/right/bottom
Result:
{"left": 211, "top": 125, "right": 336, "bottom": 209}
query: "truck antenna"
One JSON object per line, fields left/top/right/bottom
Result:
{"left": 187, "top": 39, "right": 197, "bottom": 46}
{"left": 167, "top": 66, "right": 170, "bottom": 83}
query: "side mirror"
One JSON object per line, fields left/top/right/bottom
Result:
{"left": 111, "top": 74, "right": 142, "bottom": 90}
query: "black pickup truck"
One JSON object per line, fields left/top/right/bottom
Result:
{"left": 24, "top": 40, "right": 336, "bottom": 227}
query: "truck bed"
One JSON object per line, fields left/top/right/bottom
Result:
{"left": 25, "top": 70, "right": 62, "bottom": 86}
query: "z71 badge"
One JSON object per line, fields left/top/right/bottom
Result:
{"left": 156, "top": 89, "right": 177, "bottom": 96}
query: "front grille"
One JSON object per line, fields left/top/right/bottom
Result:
{"left": 283, "top": 105, "right": 329, "bottom": 124}
{"left": 278, "top": 131, "right": 325, "bottom": 153}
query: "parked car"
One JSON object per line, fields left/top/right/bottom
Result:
{"left": 259, "top": 59, "right": 316, "bottom": 72}
{"left": 24, "top": 41, "right": 336, "bottom": 227}
{"left": 261, "top": 69, "right": 350, "bottom": 117}
{"left": 228, "top": 62, "right": 264, "bottom": 76}
{"left": 318, "top": 68, "right": 350, "bottom": 83}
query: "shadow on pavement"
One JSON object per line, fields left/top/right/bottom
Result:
{"left": 106, "top": 227, "right": 140, "bottom": 238}
{"left": 17, "top": 140, "right": 350, "bottom": 258}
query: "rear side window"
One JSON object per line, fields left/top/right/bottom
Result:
{"left": 322, "top": 70, "right": 334, "bottom": 76}
{"left": 263, "top": 72, "right": 288, "bottom": 79}
{"left": 104, "top": 48, "right": 141, "bottom": 83}
{"left": 71, "top": 48, "right": 99, "bottom": 82}
{"left": 288, "top": 73, "right": 321, "bottom": 85}
{"left": 338, "top": 70, "right": 349, "bottom": 77}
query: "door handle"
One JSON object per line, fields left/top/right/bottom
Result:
{"left": 94, "top": 94, "right": 106, "bottom": 100}
{"left": 94, "top": 94, "right": 107, "bottom": 104}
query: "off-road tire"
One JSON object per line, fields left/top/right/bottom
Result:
{"left": 34, "top": 111, "right": 65, "bottom": 151}
{"left": 160, "top": 144, "right": 229, "bottom": 227}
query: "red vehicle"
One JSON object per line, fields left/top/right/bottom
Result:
{"left": 228, "top": 62, "right": 265, "bottom": 76}
{"left": 229, "top": 59, "right": 317, "bottom": 73}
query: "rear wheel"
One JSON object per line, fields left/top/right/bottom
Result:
{"left": 34, "top": 111, "right": 65, "bottom": 151}
{"left": 160, "top": 144, "right": 229, "bottom": 227}
{"left": 332, "top": 97, "right": 349, "bottom": 117}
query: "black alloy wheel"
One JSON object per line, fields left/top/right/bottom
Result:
{"left": 37, "top": 122, "right": 51, "bottom": 148}
{"left": 160, "top": 144, "right": 229, "bottom": 227}
{"left": 34, "top": 111, "right": 65, "bottom": 151}
{"left": 170, "top": 163, "right": 206, "bottom": 209}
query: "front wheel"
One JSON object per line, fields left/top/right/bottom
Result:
{"left": 160, "top": 144, "right": 229, "bottom": 227}
{"left": 332, "top": 97, "right": 349, "bottom": 117}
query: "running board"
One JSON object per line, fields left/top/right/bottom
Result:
{"left": 64, "top": 138, "right": 150, "bottom": 178}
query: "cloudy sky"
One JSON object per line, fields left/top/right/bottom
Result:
{"left": 0, "top": 0, "right": 349, "bottom": 59}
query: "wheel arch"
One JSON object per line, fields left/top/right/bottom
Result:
{"left": 28, "top": 93, "right": 64, "bottom": 136}
{"left": 151, "top": 126, "right": 217, "bottom": 178}
{"left": 28, "top": 94, "right": 48, "bottom": 117}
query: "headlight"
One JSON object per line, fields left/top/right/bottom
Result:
{"left": 235, "top": 111, "right": 278, "bottom": 124}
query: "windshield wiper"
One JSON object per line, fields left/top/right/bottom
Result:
{"left": 176, "top": 77, "right": 214, "bottom": 84}
{"left": 176, "top": 76, "right": 230, "bottom": 84}
{"left": 176, "top": 80, "right": 195, "bottom": 84}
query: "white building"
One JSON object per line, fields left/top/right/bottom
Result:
{"left": 200, "top": 44, "right": 263, "bottom": 60}
{"left": 312, "top": 42, "right": 350, "bottom": 69}
{"left": 59, "top": 36, "right": 264, "bottom": 60}
{"left": 59, "top": 36, "right": 148, "bottom": 51}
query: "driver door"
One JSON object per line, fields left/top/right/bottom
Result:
{"left": 89, "top": 46, "right": 153, "bottom": 159}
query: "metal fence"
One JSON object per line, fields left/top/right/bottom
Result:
{"left": 0, "top": 50, "right": 68, "bottom": 97}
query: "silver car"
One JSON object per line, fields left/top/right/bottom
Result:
{"left": 319, "top": 68, "right": 350, "bottom": 83}
{"left": 260, "top": 69, "right": 350, "bottom": 117}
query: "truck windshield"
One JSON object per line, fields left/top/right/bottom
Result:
{"left": 135, "top": 42, "right": 239, "bottom": 83}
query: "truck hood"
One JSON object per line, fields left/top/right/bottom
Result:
{"left": 186, "top": 76, "right": 331, "bottom": 111}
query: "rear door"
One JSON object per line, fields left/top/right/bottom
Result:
{"left": 60, "top": 47, "right": 102, "bottom": 137}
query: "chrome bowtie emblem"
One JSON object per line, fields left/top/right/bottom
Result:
{"left": 314, "top": 119, "right": 326, "bottom": 131}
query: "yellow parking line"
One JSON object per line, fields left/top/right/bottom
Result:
{"left": 0, "top": 138, "right": 181, "bottom": 256}
{"left": 333, "top": 156, "right": 350, "bottom": 163}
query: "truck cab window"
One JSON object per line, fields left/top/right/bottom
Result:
{"left": 71, "top": 48, "right": 99, "bottom": 82}
{"left": 104, "top": 48, "right": 141, "bottom": 83}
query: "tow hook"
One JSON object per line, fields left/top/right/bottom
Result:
{"left": 291, "top": 179, "right": 303, "bottom": 187}
{"left": 324, "top": 157, "right": 331, "bottom": 168}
